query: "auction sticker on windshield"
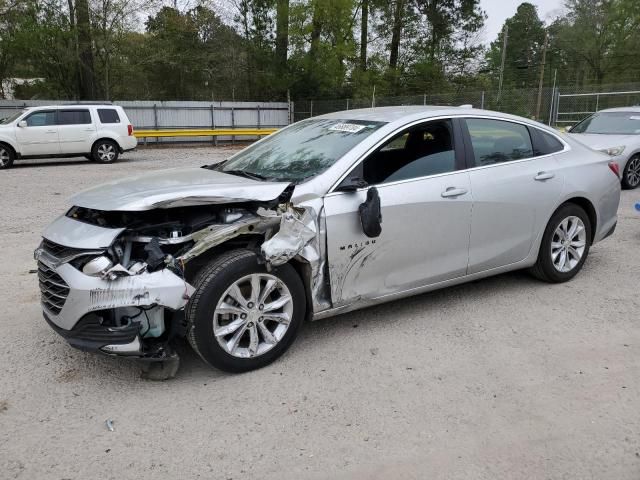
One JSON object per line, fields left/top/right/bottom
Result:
{"left": 329, "top": 123, "right": 367, "bottom": 133}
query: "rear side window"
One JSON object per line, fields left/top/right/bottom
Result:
{"left": 529, "top": 127, "right": 564, "bottom": 156}
{"left": 25, "top": 111, "right": 56, "bottom": 127}
{"left": 58, "top": 109, "right": 91, "bottom": 125}
{"left": 98, "top": 109, "right": 120, "bottom": 123}
{"left": 465, "top": 118, "right": 534, "bottom": 167}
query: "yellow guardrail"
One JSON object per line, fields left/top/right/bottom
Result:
{"left": 134, "top": 128, "right": 278, "bottom": 138}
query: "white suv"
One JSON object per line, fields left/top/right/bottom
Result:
{"left": 0, "top": 104, "right": 137, "bottom": 169}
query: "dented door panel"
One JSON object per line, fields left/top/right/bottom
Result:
{"left": 324, "top": 172, "right": 473, "bottom": 306}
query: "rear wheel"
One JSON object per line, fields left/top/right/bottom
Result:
{"left": 530, "top": 203, "right": 591, "bottom": 283}
{"left": 92, "top": 140, "right": 119, "bottom": 163}
{"left": 0, "top": 144, "right": 15, "bottom": 169}
{"left": 622, "top": 155, "right": 640, "bottom": 189}
{"left": 186, "top": 250, "right": 305, "bottom": 373}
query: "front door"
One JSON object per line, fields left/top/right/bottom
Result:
{"left": 15, "top": 110, "right": 60, "bottom": 156}
{"left": 324, "top": 118, "right": 473, "bottom": 306}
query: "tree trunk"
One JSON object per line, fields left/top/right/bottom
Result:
{"left": 310, "top": 0, "right": 322, "bottom": 57}
{"left": 275, "top": 0, "right": 289, "bottom": 67}
{"left": 389, "top": 0, "right": 403, "bottom": 69}
{"left": 359, "top": 0, "right": 368, "bottom": 71}
{"left": 75, "top": 0, "right": 95, "bottom": 99}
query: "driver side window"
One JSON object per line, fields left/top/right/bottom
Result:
{"left": 360, "top": 119, "right": 458, "bottom": 185}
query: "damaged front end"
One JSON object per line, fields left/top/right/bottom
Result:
{"left": 35, "top": 183, "right": 326, "bottom": 362}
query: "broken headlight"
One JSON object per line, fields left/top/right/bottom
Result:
{"left": 82, "top": 256, "right": 114, "bottom": 276}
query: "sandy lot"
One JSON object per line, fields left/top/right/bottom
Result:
{"left": 1, "top": 147, "right": 639, "bottom": 480}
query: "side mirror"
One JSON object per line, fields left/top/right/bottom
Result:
{"left": 18, "top": 120, "right": 27, "bottom": 128}
{"left": 336, "top": 176, "right": 368, "bottom": 192}
{"left": 565, "top": 125, "right": 572, "bottom": 132}
{"left": 359, "top": 187, "right": 382, "bottom": 238}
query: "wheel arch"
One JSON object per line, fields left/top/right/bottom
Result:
{"left": 91, "top": 137, "right": 122, "bottom": 153}
{"left": 558, "top": 197, "right": 597, "bottom": 243}
{"left": 183, "top": 235, "right": 315, "bottom": 322}
{"left": 0, "top": 139, "right": 18, "bottom": 157}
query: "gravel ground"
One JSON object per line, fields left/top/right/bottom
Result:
{"left": 1, "top": 147, "right": 639, "bottom": 480}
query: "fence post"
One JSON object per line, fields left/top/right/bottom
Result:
{"left": 595, "top": 93, "right": 600, "bottom": 112}
{"left": 287, "top": 90, "right": 292, "bottom": 124}
{"left": 153, "top": 103, "right": 159, "bottom": 144}
{"left": 231, "top": 106, "right": 235, "bottom": 145}
{"left": 423, "top": 93, "right": 426, "bottom": 106}
{"left": 310, "top": 100, "right": 313, "bottom": 118}
{"left": 346, "top": 98, "right": 349, "bottom": 110}
{"left": 211, "top": 103, "right": 217, "bottom": 146}
{"left": 481, "top": 91, "right": 485, "bottom": 109}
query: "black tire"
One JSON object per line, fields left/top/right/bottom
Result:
{"left": 91, "top": 139, "right": 119, "bottom": 163}
{"left": 84, "top": 154, "right": 92, "bottom": 161}
{"left": 186, "top": 249, "right": 306, "bottom": 373}
{"left": 621, "top": 155, "right": 640, "bottom": 190}
{"left": 530, "top": 203, "right": 592, "bottom": 283}
{"left": 0, "top": 144, "right": 15, "bottom": 169}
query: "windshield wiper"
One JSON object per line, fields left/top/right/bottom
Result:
{"left": 222, "top": 169, "right": 270, "bottom": 181}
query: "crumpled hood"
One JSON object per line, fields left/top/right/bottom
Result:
{"left": 70, "top": 167, "right": 291, "bottom": 211}
{"left": 568, "top": 133, "right": 636, "bottom": 151}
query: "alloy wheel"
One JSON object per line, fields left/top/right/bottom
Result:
{"left": 97, "top": 143, "right": 116, "bottom": 162}
{"left": 551, "top": 216, "right": 587, "bottom": 273}
{"left": 213, "top": 273, "right": 294, "bottom": 358}
{"left": 0, "top": 148, "right": 9, "bottom": 167}
{"left": 626, "top": 157, "right": 640, "bottom": 188}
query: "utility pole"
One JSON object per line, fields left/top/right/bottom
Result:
{"left": 535, "top": 31, "right": 549, "bottom": 121}
{"left": 497, "top": 24, "right": 508, "bottom": 103}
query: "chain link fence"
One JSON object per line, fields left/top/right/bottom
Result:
{"left": 294, "top": 87, "right": 558, "bottom": 124}
{"left": 294, "top": 83, "right": 640, "bottom": 127}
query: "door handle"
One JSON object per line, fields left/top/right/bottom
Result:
{"left": 45, "top": 130, "right": 57, "bottom": 134}
{"left": 534, "top": 171, "right": 555, "bottom": 181}
{"left": 441, "top": 187, "right": 468, "bottom": 198}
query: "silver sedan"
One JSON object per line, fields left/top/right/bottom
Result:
{"left": 36, "top": 106, "right": 621, "bottom": 374}
{"left": 568, "top": 107, "right": 640, "bottom": 189}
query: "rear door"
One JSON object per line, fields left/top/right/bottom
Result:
{"left": 324, "top": 118, "right": 473, "bottom": 306}
{"left": 57, "top": 109, "right": 95, "bottom": 154}
{"left": 463, "top": 117, "right": 565, "bottom": 274}
{"left": 14, "top": 110, "right": 60, "bottom": 156}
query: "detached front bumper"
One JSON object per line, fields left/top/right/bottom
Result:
{"left": 36, "top": 247, "right": 194, "bottom": 357}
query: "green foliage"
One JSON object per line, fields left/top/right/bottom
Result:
{"left": 1, "top": 0, "right": 639, "bottom": 101}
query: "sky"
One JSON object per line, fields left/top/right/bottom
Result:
{"left": 480, "top": 0, "right": 567, "bottom": 45}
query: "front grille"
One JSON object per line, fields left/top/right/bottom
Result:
{"left": 38, "top": 261, "right": 69, "bottom": 315}
{"left": 41, "top": 239, "right": 91, "bottom": 260}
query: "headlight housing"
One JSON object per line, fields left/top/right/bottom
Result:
{"left": 82, "top": 256, "right": 114, "bottom": 276}
{"left": 599, "top": 145, "right": 626, "bottom": 157}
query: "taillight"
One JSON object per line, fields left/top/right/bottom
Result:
{"left": 127, "top": 124, "right": 133, "bottom": 136}
{"left": 608, "top": 161, "right": 620, "bottom": 178}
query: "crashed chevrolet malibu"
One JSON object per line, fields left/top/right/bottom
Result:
{"left": 35, "top": 106, "right": 621, "bottom": 373}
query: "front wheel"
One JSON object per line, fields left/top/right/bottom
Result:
{"left": 186, "top": 250, "right": 306, "bottom": 373}
{"left": 530, "top": 203, "right": 592, "bottom": 283}
{"left": 622, "top": 155, "right": 640, "bottom": 189}
{"left": 92, "top": 140, "right": 119, "bottom": 163}
{"left": 0, "top": 144, "right": 15, "bottom": 169}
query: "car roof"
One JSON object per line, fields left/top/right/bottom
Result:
{"left": 316, "top": 105, "right": 560, "bottom": 134}
{"left": 24, "top": 104, "right": 116, "bottom": 111}
{"left": 598, "top": 107, "right": 640, "bottom": 113}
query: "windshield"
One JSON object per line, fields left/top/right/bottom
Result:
{"left": 0, "top": 110, "right": 25, "bottom": 125}
{"left": 571, "top": 112, "right": 640, "bottom": 135}
{"left": 213, "top": 118, "right": 386, "bottom": 182}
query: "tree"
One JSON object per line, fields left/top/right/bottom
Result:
{"left": 485, "top": 2, "right": 546, "bottom": 89}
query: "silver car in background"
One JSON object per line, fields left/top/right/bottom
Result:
{"left": 568, "top": 107, "right": 640, "bottom": 189}
{"left": 35, "top": 106, "right": 621, "bottom": 374}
